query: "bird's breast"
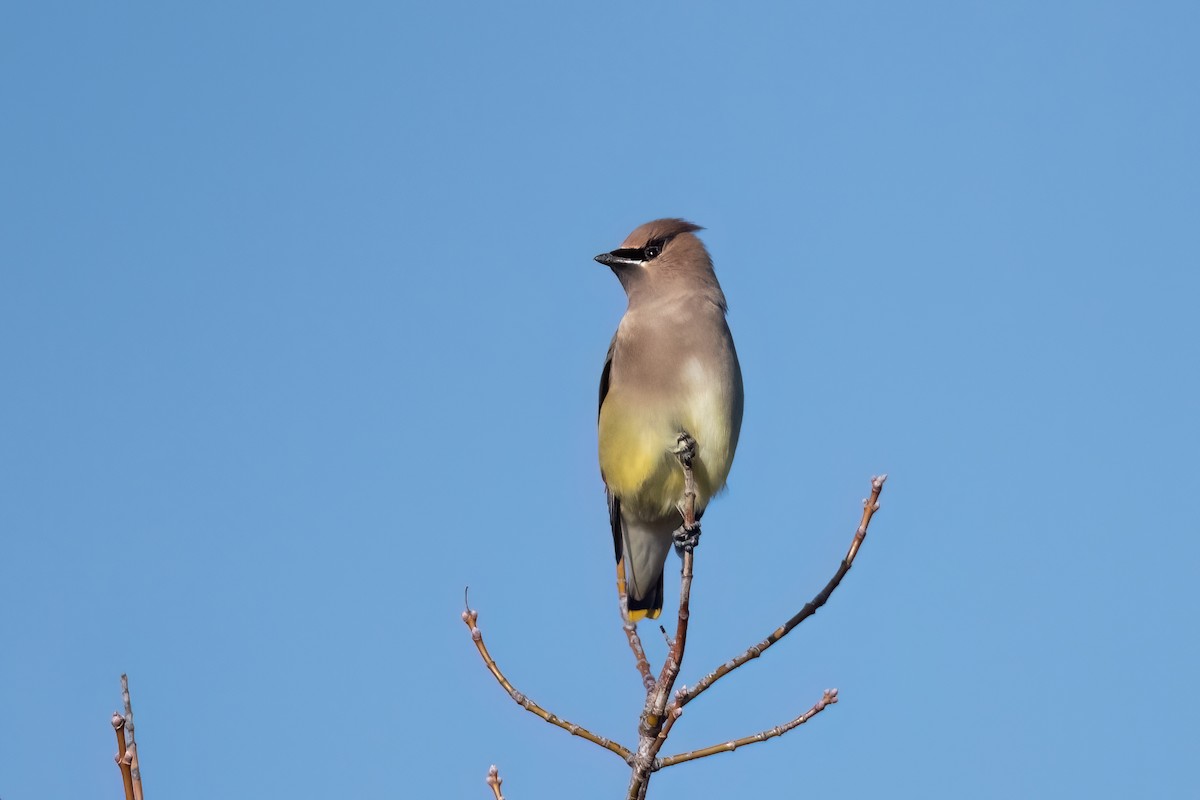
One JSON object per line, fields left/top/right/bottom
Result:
{"left": 599, "top": 353, "right": 741, "bottom": 521}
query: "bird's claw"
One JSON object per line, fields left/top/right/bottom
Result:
{"left": 673, "top": 522, "right": 701, "bottom": 553}
{"left": 671, "top": 432, "right": 696, "bottom": 467}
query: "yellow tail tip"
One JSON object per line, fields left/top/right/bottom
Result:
{"left": 618, "top": 559, "right": 662, "bottom": 622}
{"left": 627, "top": 607, "right": 662, "bottom": 623}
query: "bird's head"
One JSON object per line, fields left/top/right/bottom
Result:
{"left": 594, "top": 218, "right": 725, "bottom": 310}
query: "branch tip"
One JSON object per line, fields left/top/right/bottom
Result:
{"left": 462, "top": 599, "right": 633, "bottom": 762}
{"left": 486, "top": 764, "right": 505, "bottom": 800}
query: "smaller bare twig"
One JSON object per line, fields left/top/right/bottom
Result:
{"left": 658, "top": 688, "right": 839, "bottom": 767}
{"left": 623, "top": 621, "right": 655, "bottom": 692}
{"left": 617, "top": 562, "right": 655, "bottom": 692}
{"left": 486, "top": 764, "right": 506, "bottom": 800}
{"left": 121, "top": 674, "right": 144, "bottom": 800}
{"left": 679, "top": 474, "right": 887, "bottom": 708}
{"left": 112, "top": 713, "right": 134, "bottom": 800}
{"left": 461, "top": 594, "right": 633, "bottom": 763}
{"left": 646, "top": 548, "right": 692, "bottom": 732}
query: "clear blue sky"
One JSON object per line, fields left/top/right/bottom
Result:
{"left": 3, "top": 2, "right": 1197, "bottom": 798}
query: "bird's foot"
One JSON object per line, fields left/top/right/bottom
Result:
{"left": 671, "top": 431, "right": 696, "bottom": 468}
{"left": 673, "top": 521, "right": 701, "bottom": 553}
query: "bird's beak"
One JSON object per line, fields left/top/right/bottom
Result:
{"left": 594, "top": 248, "right": 644, "bottom": 269}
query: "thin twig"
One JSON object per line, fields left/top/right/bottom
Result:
{"left": 658, "top": 688, "right": 838, "bottom": 767}
{"left": 647, "top": 547, "right": 692, "bottom": 730}
{"left": 679, "top": 474, "right": 887, "bottom": 709}
{"left": 121, "top": 674, "right": 144, "bottom": 800}
{"left": 486, "top": 765, "right": 506, "bottom": 800}
{"left": 623, "top": 620, "right": 655, "bottom": 693}
{"left": 461, "top": 597, "right": 633, "bottom": 763}
{"left": 112, "top": 713, "right": 134, "bottom": 800}
{"left": 617, "top": 561, "right": 655, "bottom": 692}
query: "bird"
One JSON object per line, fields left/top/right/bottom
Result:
{"left": 595, "top": 219, "right": 743, "bottom": 622}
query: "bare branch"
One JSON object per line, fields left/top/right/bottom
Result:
{"left": 486, "top": 764, "right": 506, "bottom": 800}
{"left": 647, "top": 547, "right": 693, "bottom": 730}
{"left": 649, "top": 433, "right": 700, "bottom": 725}
{"left": 461, "top": 598, "right": 633, "bottom": 763}
{"left": 658, "top": 688, "right": 839, "bottom": 768}
{"left": 626, "top": 435, "right": 701, "bottom": 799}
{"left": 468, "top": 469, "right": 887, "bottom": 797}
{"left": 679, "top": 474, "right": 887, "bottom": 708}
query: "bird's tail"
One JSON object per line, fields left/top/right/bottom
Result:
{"left": 610, "top": 494, "right": 675, "bottom": 622}
{"left": 624, "top": 567, "right": 664, "bottom": 622}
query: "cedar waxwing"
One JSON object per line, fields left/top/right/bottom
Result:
{"left": 595, "top": 219, "right": 743, "bottom": 621}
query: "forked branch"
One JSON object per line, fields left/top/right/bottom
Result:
{"left": 470, "top": 473, "right": 888, "bottom": 799}
{"left": 633, "top": 473, "right": 887, "bottom": 780}
{"left": 625, "top": 434, "right": 701, "bottom": 799}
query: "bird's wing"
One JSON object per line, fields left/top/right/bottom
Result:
{"left": 599, "top": 336, "right": 622, "bottom": 563}
{"left": 598, "top": 334, "right": 615, "bottom": 422}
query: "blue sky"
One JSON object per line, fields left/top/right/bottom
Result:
{"left": 2, "top": 2, "right": 1198, "bottom": 798}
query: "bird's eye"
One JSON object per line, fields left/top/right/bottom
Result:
{"left": 644, "top": 239, "right": 665, "bottom": 260}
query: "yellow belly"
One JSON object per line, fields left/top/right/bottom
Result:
{"left": 599, "top": 376, "right": 736, "bottom": 520}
